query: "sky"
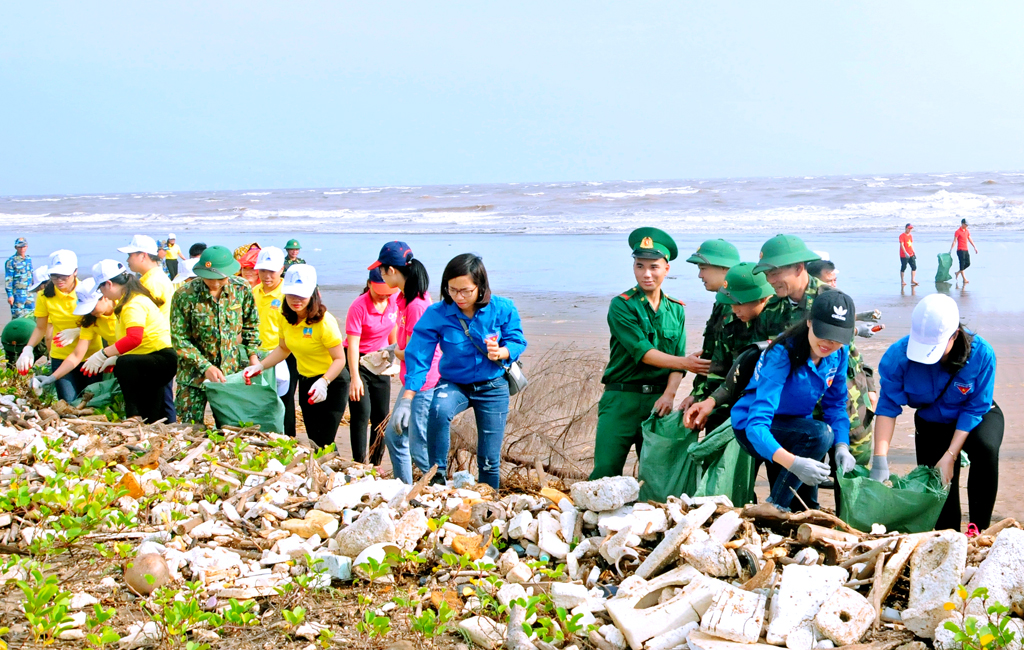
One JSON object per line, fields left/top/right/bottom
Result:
{"left": 2, "top": 1, "right": 1023, "bottom": 196}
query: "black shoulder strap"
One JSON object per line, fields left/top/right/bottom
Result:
{"left": 458, "top": 317, "right": 505, "bottom": 369}
{"left": 923, "top": 371, "right": 959, "bottom": 410}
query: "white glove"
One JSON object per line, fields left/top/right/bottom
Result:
{"left": 788, "top": 456, "right": 832, "bottom": 486}
{"left": 16, "top": 346, "right": 34, "bottom": 375}
{"left": 82, "top": 349, "right": 110, "bottom": 376}
{"left": 99, "top": 356, "right": 118, "bottom": 372}
{"left": 855, "top": 323, "right": 879, "bottom": 338}
{"left": 834, "top": 443, "right": 857, "bottom": 475}
{"left": 307, "top": 378, "right": 329, "bottom": 404}
{"left": 382, "top": 343, "right": 398, "bottom": 364}
{"left": 242, "top": 363, "right": 264, "bottom": 384}
{"left": 54, "top": 327, "right": 81, "bottom": 348}
{"left": 31, "top": 374, "right": 57, "bottom": 395}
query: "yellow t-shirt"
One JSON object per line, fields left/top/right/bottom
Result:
{"left": 281, "top": 312, "right": 343, "bottom": 378}
{"left": 165, "top": 243, "right": 182, "bottom": 260}
{"left": 252, "top": 281, "right": 285, "bottom": 352}
{"left": 35, "top": 283, "right": 101, "bottom": 360}
{"left": 117, "top": 295, "right": 172, "bottom": 355}
{"left": 80, "top": 314, "right": 118, "bottom": 345}
{"left": 140, "top": 267, "right": 174, "bottom": 323}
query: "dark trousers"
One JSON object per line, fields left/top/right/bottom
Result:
{"left": 281, "top": 354, "right": 298, "bottom": 438}
{"left": 165, "top": 259, "right": 179, "bottom": 279}
{"left": 345, "top": 364, "right": 392, "bottom": 465}
{"left": 736, "top": 415, "right": 833, "bottom": 510}
{"left": 114, "top": 348, "right": 178, "bottom": 423}
{"left": 51, "top": 357, "right": 99, "bottom": 404}
{"left": 915, "top": 403, "right": 1003, "bottom": 531}
{"left": 162, "top": 382, "right": 177, "bottom": 423}
{"left": 297, "top": 373, "right": 346, "bottom": 449}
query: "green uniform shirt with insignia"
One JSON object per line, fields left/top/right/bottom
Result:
{"left": 601, "top": 286, "right": 687, "bottom": 386}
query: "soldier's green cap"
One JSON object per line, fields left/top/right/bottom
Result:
{"left": 194, "top": 245, "right": 241, "bottom": 280}
{"left": 2, "top": 317, "right": 36, "bottom": 347}
{"left": 285, "top": 239, "right": 301, "bottom": 250}
{"left": 752, "top": 234, "right": 820, "bottom": 274}
{"left": 686, "top": 239, "right": 741, "bottom": 268}
{"left": 717, "top": 262, "right": 776, "bottom": 305}
{"left": 628, "top": 227, "right": 677, "bottom": 261}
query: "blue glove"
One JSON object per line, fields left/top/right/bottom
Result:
{"left": 392, "top": 396, "right": 413, "bottom": 435}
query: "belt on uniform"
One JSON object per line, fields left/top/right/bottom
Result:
{"left": 605, "top": 383, "right": 666, "bottom": 394}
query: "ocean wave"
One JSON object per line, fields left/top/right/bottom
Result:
{"left": 589, "top": 186, "right": 699, "bottom": 198}
{"left": 11, "top": 198, "right": 61, "bottom": 202}
{"left": 242, "top": 192, "right": 272, "bottom": 196}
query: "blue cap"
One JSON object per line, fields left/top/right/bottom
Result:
{"left": 369, "top": 267, "right": 386, "bottom": 283}
{"left": 368, "top": 241, "right": 414, "bottom": 270}
{"left": 14, "top": 238, "right": 27, "bottom": 248}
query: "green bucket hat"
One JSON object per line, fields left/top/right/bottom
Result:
{"left": 628, "top": 227, "right": 678, "bottom": 261}
{"left": 285, "top": 239, "right": 302, "bottom": 250}
{"left": 717, "top": 262, "right": 776, "bottom": 305}
{"left": 753, "top": 234, "right": 820, "bottom": 273}
{"left": 194, "top": 245, "right": 241, "bottom": 279}
{"left": 686, "top": 239, "right": 740, "bottom": 268}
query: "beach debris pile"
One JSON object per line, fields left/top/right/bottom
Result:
{"left": 0, "top": 389, "right": 1021, "bottom": 650}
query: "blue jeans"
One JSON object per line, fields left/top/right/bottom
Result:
{"left": 51, "top": 357, "right": 98, "bottom": 404}
{"left": 385, "top": 387, "right": 436, "bottom": 484}
{"left": 428, "top": 376, "right": 510, "bottom": 489}
{"left": 735, "top": 415, "right": 833, "bottom": 510}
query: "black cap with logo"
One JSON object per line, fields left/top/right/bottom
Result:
{"left": 809, "top": 290, "right": 856, "bottom": 345}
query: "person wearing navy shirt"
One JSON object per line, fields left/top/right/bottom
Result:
{"left": 871, "top": 294, "right": 1001, "bottom": 531}
{"left": 399, "top": 254, "right": 527, "bottom": 489}
{"left": 731, "top": 290, "right": 857, "bottom": 511}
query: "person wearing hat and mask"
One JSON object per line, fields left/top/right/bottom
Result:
{"left": 372, "top": 242, "right": 443, "bottom": 484}
{"left": 164, "top": 234, "right": 182, "bottom": 280}
{"left": 591, "top": 227, "right": 710, "bottom": 480}
{"left": 5, "top": 237, "right": 34, "bottom": 320}
{"left": 170, "top": 246, "right": 261, "bottom": 425}
{"left": 342, "top": 267, "right": 399, "bottom": 466}
{"left": 284, "top": 240, "right": 305, "bottom": 270}
{"left": 253, "top": 246, "right": 297, "bottom": 436}
{"left": 899, "top": 224, "right": 918, "bottom": 287}
{"left": 243, "top": 265, "right": 347, "bottom": 448}
{"left": 234, "top": 242, "right": 262, "bottom": 288}
{"left": 680, "top": 239, "right": 741, "bottom": 415}
{"left": 871, "top": 294, "right": 1001, "bottom": 531}
{"left": 951, "top": 219, "right": 979, "bottom": 286}
{"left": 730, "top": 290, "right": 857, "bottom": 511}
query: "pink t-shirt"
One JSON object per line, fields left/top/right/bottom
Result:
{"left": 397, "top": 292, "right": 442, "bottom": 391}
{"left": 345, "top": 292, "right": 398, "bottom": 353}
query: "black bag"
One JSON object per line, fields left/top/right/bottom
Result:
{"left": 457, "top": 318, "right": 528, "bottom": 396}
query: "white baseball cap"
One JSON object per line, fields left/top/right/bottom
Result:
{"left": 73, "top": 278, "right": 102, "bottom": 316}
{"left": 118, "top": 234, "right": 158, "bottom": 256}
{"left": 175, "top": 257, "right": 199, "bottom": 281}
{"left": 282, "top": 264, "right": 317, "bottom": 298}
{"left": 254, "top": 246, "right": 286, "bottom": 271}
{"left": 48, "top": 250, "right": 78, "bottom": 276}
{"left": 907, "top": 294, "right": 961, "bottom": 364}
{"left": 92, "top": 259, "right": 129, "bottom": 286}
{"left": 168, "top": 233, "right": 177, "bottom": 240}
{"left": 29, "top": 266, "right": 49, "bottom": 292}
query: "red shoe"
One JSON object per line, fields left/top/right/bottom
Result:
{"left": 966, "top": 523, "right": 980, "bottom": 538}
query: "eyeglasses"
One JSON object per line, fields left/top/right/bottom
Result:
{"left": 447, "top": 285, "right": 478, "bottom": 298}
{"left": 49, "top": 273, "right": 71, "bottom": 282}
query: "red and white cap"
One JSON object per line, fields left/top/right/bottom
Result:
{"left": 282, "top": 264, "right": 317, "bottom": 299}
{"left": 907, "top": 294, "right": 960, "bottom": 364}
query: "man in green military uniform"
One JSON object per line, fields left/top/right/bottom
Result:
{"left": 283, "top": 240, "right": 305, "bottom": 270}
{"left": 680, "top": 239, "right": 741, "bottom": 413}
{"left": 2, "top": 317, "right": 47, "bottom": 371}
{"left": 590, "top": 227, "right": 710, "bottom": 480}
{"left": 171, "top": 246, "right": 262, "bottom": 425}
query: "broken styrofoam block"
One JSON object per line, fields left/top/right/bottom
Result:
{"left": 635, "top": 502, "right": 716, "bottom": 580}
{"left": 570, "top": 476, "right": 640, "bottom": 512}
{"left": 607, "top": 571, "right": 729, "bottom": 650}
{"left": 700, "top": 584, "right": 768, "bottom": 643}
{"left": 598, "top": 505, "right": 669, "bottom": 538}
{"left": 334, "top": 506, "right": 395, "bottom": 557}
{"left": 537, "top": 510, "right": 571, "bottom": 559}
{"left": 393, "top": 507, "right": 429, "bottom": 551}
{"left": 813, "top": 587, "right": 875, "bottom": 646}
{"left": 508, "top": 510, "right": 534, "bottom": 540}
{"left": 315, "top": 478, "right": 406, "bottom": 512}
{"left": 765, "top": 564, "right": 848, "bottom": 649}
{"left": 647, "top": 621, "right": 699, "bottom": 650}
{"left": 688, "top": 630, "right": 776, "bottom": 650}
{"left": 964, "top": 528, "right": 1024, "bottom": 617}
{"left": 708, "top": 511, "right": 744, "bottom": 545}
{"left": 679, "top": 538, "right": 739, "bottom": 577}
{"left": 497, "top": 582, "right": 528, "bottom": 607}
{"left": 902, "top": 530, "right": 968, "bottom": 638}
{"left": 599, "top": 624, "right": 628, "bottom": 650}
{"left": 458, "top": 616, "right": 505, "bottom": 649}
{"left": 551, "top": 582, "right": 590, "bottom": 610}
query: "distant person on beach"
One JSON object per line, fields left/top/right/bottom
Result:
{"left": 5, "top": 237, "right": 34, "bottom": 319}
{"left": 951, "top": 219, "right": 978, "bottom": 285}
{"left": 284, "top": 239, "right": 305, "bottom": 270}
{"left": 401, "top": 253, "right": 527, "bottom": 489}
{"left": 679, "top": 239, "right": 741, "bottom": 416}
{"left": 164, "top": 234, "right": 182, "bottom": 280}
{"left": 589, "top": 228, "right": 709, "bottom": 480}
{"left": 871, "top": 294, "right": 1001, "bottom": 531}
{"left": 899, "top": 223, "right": 918, "bottom": 287}
{"left": 251, "top": 246, "right": 297, "bottom": 437}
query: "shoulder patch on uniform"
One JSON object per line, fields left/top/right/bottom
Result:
{"left": 618, "top": 287, "right": 638, "bottom": 300}
{"left": 665, "top": 295, "right": 686, "bottom": 306}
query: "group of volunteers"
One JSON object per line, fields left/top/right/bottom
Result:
{"left": 3, "top": 235, "right": 527, "bottom": 491}
{"left": 596, "top": 227, "right": 1000, "bottom": 532}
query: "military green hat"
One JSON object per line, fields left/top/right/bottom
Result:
{"left": 752, "top": 234, "right": 820, "bottom": 273}
{"left": 686, "top": 239, "right": 741, "bottom": 268}
{"left": 194, "top": 245, "right": 241, "bottom": 279}
{"left": 628, "top": 227, "right": 678, "bottom": 261}
{"left": 285, "top": 239, "right": 301, "bottom": 250}
{"left": 717, "top": 262, "right": 776, "bottom": 305}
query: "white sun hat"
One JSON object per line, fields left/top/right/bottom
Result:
{"left": 281, "top": 264, "right": 317, "bottom": 299}
{"left": 907, "top": 294, "right": 960, "bottom": 364}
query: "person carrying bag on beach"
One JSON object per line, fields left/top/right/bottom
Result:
{"left": 870, "top": 294, "right": 1001, "bottom": 531}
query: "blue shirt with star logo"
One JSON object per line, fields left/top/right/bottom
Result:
{"left": 876, "top": 333, "right": 996, "bottom": 433}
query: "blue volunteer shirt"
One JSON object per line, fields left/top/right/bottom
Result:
{"left": 404, "top": 295, "right": 527, "bottom": 391}
{"left": 731, "top": 342, "right": 850, "bottom": 460}
{"left": 876, "top": 334, "right": 995, "bottom": 432}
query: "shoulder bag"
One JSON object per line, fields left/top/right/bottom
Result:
{"left": 457, "top": 318, "right": 528, "bottom": 396}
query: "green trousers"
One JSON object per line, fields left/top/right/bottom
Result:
{"left": 590, "top": 389, "right": 660, "bottom": 480}
{"left": 175, "top": 385, "right": 209, "bottom": 426}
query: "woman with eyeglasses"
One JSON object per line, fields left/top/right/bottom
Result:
{"left": 400, "top": 254, "right": 527, "bottom": 489}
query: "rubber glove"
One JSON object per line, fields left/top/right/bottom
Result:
{"left": 392, "top": 395, "right": 413, "bottom": 434}
{"left": 242, "top": 362, "right": 264, "bottom": 385}
{"left": 788, "top": 457, "right": 832, "bottom": 486}
{"left": 16, "top": 346, "right": 34, "bottom": 375}
{"left": 833, "top": 443, "right": 857, "bottom": 475}
{"left": 382, "top": 343, "right": 398, "bottom": 364}
{"left": 856, "top": 322, "right": 884, "bottom": 339}
{"left": 308, "top": 378, "right": 329, "bottom": 404}
{"left": 31, "top": 374, "right": 57, "bottom": 396}
{"left": 869, "top": 455, "right": 890, "bottom": 482}
{"left": 54, "top": 327, "right": 81, "bottom": 348}
{"left": 100, "top": 356, "right": 118, "bottom": 372}
{"left": 82, "top": 350, "right": 109, "bottom": 376}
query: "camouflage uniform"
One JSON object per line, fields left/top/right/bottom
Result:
{"left": 4, "top": 253, "right": 34, "bottom": 319}
{"left": 689, "top": 301, "right": 731, "bottom": 402}
{"left": 283, "top": 257, "right": 306, "bottom": 270}
{"left": 170, "top": 276, "right": 261, "bottom": 424}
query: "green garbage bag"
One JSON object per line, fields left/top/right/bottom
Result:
{"left": 75, "top": 378, "right": 123, "bottom": 409}
{"left": 837, "top": 465, "right": 949, "bottom": 533}
{"left": 936, "top": 252, "right": 953, "bottom": 283}
{"left": 638, "top": 410, "right": 699, "bottom": 502}
{"left": 690, "top": 420, "right": 758, "bottom": 506}
{"left": 204, "top": 368, "right": 285, "bottom": 433}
